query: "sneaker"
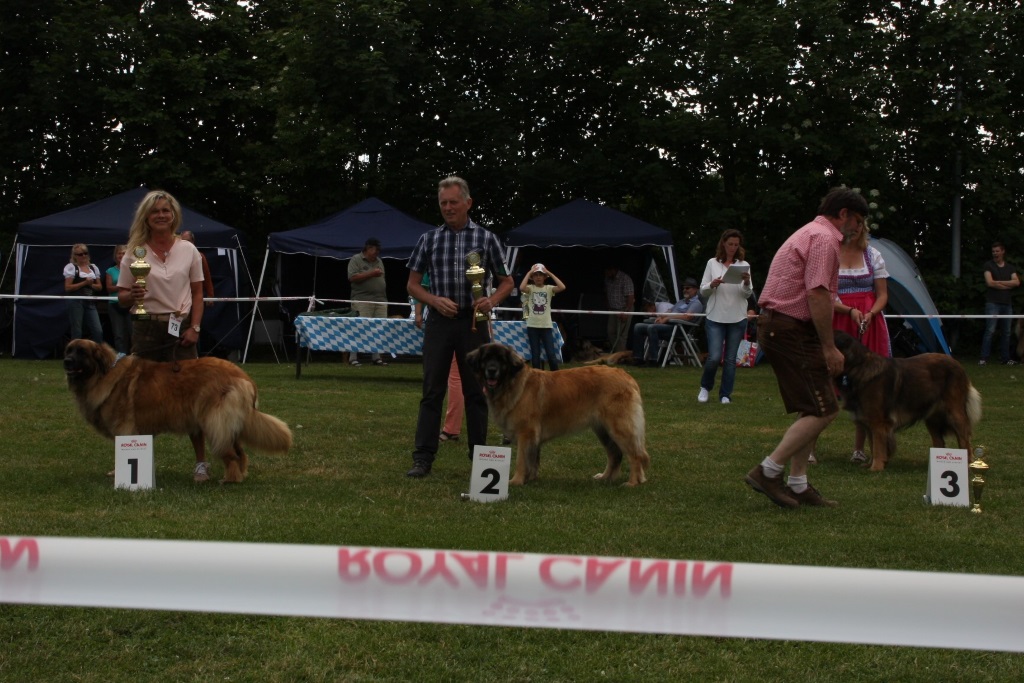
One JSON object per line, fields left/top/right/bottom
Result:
{"left": 788, "top": 484, "right": 838, "bottom": 507}
{"left": 1005, "top": 360, "right": 1017, "bottom": 366}
{"left": 349, "top": 359, "right": 362, "bottom": 367}
{"left": 720, "top": 396, "right": 731, "bottom": 405}
{"left": 978, "top": 359, "right": 987, "bottom": 366}
{"left": 697, "top": 388, "right": 709, "bottom": 403}
{"left": 406, "top": 462, "right": 431, "bottom": 478}
{"left": 850, "top": 449, "right": 868, "bottom": 464}
{"left": 744, "top": 465, "right": 799, "bottom": 509}
{"left": 193, "top": 461, "right": 210, "bottom": 483}
{"left": 373, "top": 358, "right": 389, "bottom": 366}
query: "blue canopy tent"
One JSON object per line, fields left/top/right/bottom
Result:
{"left": 871, "top": 236, "right": 950, "bottom": 355}
{"left": 503, "top": 199, "right": 680, "bottom": 354}
{"left": 11, "top": 188, "right": 245, "bottom": 359}
{"left": 246, "top": 197, "right": 435, "bottom": 361}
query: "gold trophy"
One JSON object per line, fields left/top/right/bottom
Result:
{"left": 970, "top": 446, "right": 989, "bottom": 514}
{"left": 129, "top": 246, "right": 151, "bottom": 319}
{"left": 465, "top": 252, "right": 488, "bottom": 331}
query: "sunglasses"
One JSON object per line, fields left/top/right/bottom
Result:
{"left": 74, "top": 251, "right": 89, "bottom": 256}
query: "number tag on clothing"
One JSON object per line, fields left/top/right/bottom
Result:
{"left": 465, "top": 445, "right": 511, "bottom": 503}
{"left": 168, "top": 313, "right": 183, "bottom": 338}
{"left": 923, "top": 448, "right": 970, "bottom": 508}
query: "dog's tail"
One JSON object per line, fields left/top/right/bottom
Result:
{"left": 242, "top": 410, "right": 293, "bottom": 454}
{"left": 966, "top": 385, "right": 983, "bottom": 427}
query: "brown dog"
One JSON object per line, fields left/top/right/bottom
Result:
{"left": 64, "top": 339, "right": 292, "bottom": 483}
{"left": 834, "top": 331, "right": 982, "bottom": 471}
{"left": 466, "top": 343, "right": 650, "bottom": 486}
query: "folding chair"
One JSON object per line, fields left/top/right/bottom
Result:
{"left": 659, "top": 320, "right": 703, "bottom": 368}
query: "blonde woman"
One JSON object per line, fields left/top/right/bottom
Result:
{"left": 116, "top": 190, "right": 208, "bottom": 482}
{"left": 115, "top": 190, "right": 205, "bottom": 362}
{"left": 63, "top": 243, "right": 103, "bottom": 341}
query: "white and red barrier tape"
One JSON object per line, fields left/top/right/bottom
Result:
{"left": 2, "top": 536, "right": 1021, "bottom": 651}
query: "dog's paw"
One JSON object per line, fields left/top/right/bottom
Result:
{"left": 509, "top": 476, "right": 525, "bottom": 486}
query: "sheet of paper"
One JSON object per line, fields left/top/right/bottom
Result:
{"left": 721, "top": 264, "right": 749, "bottom": 284}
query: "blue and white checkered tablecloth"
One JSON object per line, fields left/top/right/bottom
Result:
{"left": 294, "top": 316, "right": 563, "bottom": 361}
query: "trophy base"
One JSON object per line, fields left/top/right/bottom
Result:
{"left": 132, "top": 311, "right": 151, "bottom": 321}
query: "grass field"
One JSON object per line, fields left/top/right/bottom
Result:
{"left": 2, "top": 351, "right": 1023, "bottom": 682}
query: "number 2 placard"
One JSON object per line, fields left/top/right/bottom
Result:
{"left": 467, "top": 445, "right": 511, "bottom": 503}
{"left": 925, "top": 448, "right": 969, "bottom": 508}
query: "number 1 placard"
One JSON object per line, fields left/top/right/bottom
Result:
{"left": 467, "top": 445, "right": 511, "bottom": 503}
{"left": 115, "top": 435, "right": 155, "bottom": 491}
{"left": 924, "top": 448, "right": 969, "bottom": 507}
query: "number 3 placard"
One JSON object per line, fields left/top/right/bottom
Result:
{"left": 467, "top": 445, "right": 512, "bottom": 502}
{"left": 924, "top": 448, "right": 970, "bottom": 508}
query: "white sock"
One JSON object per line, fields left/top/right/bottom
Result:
{"left": 787, "top": 474, "right": 808, "bottom": 494}
{"left": 761, "top": 457, "right": 784, "bottom": 477}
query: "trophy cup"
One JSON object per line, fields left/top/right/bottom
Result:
{"left": 129, "top": 246, "right": 151, "bottom": 319}
{"left": 970, "top": 446, "right": 989, "bottom": 514}
{"left": 465, "top": 252, "right": 488, "bottom": 331}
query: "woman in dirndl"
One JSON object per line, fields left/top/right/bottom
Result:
{"left": 831, "top": 219, "right": 890, "bottom": 464}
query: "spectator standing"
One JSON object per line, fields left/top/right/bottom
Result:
{"left": 405, "top": 176, "right": 513, "bottom": 477}
{"left": 831, "top": 220, "right": 890, "bottom": 463}
{"left": 63, "top": 243, "right": 104, "bottom": 342}
{"left": 603, "top": 264, "right": 634, "bottom": 352}
{"left": 105, "top": 244, "right": 132, "bottom": 357}
{"left": 348, "top": 237, "right": 389, "bottom": 366}
{"left": 980, "top": 241, "right": 1019, "bottom": 365}
{"left": 116, "top": 190, "right": 209, "bottom": 482}
{"left": 744, "top": 187, "right": 869, "bottom": 509}
{"left": 698, "top": 229, "right": 754, "bottom": 404}
{"left": 519, "top": 263, "right": 566, "bottom": 370}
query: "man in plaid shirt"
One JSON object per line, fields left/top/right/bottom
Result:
{"left": 745, "top": 187, "right": 869, "bottom": 509}
{"left": 405, "top": 176, "right": 514, "bottom": 478}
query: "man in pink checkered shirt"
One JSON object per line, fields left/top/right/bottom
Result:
{"left": 745, "top": 187, "right": 870, "bottom": 510}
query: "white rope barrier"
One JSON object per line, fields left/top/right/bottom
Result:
{"left": 1, "top": 293, "right": 1021, "bottom": 320}
{"left": 1, "top": 536, "right": 1022, "bottom": 652}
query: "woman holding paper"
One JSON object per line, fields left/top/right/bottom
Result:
{"left": 698, "top": 229, "right": 754, "bottom": 404}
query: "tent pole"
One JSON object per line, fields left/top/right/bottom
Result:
{"left": 665, "top": 247, "right": 681, "bottom": 302}
{"left": 243, "top": 246, "right": 271, "bottom": 364}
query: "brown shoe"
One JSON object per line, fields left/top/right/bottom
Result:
{"left": 745, "top": 465, "right": 799, "bottom": 509}
{"left": 789, "top": 484, "right": 838, "bottom": 507}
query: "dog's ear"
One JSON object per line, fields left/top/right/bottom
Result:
{"left": 834, "top": 330, "right": 854, "bottom": 352}
{"left": 92, "top": 341, "right": 116, "bottom": 373}
{"left": 505, "top": 345, "right": 527, "bottom": 375}
{"left": 466, "top": 346, "right": 482, "bottom": 373}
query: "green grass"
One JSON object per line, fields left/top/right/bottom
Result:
{"left": 2, "top": 355, "right": 1024, "bottom": 681}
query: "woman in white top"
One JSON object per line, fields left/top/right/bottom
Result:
{"left": 63, "top": 243, "right": 104, "bottom": 341}
{"left": 698, "top": 229, "right": 754, "bottom": 404}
